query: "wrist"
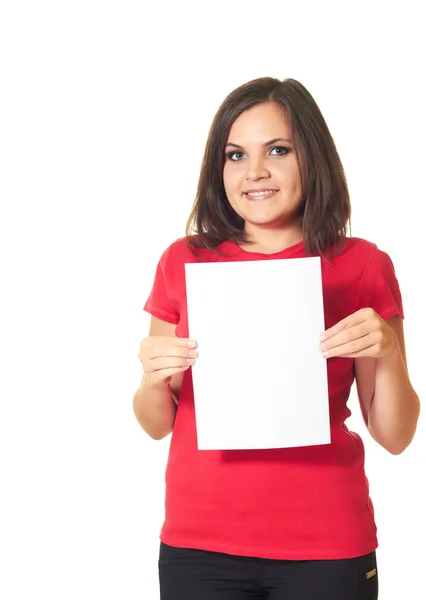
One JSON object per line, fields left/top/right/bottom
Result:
{"left": 142, "top": 372, "right": 171, "bottom": 392}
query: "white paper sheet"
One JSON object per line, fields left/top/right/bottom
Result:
{"left": 184, "top": 257, "right": 330, "bottom": 450}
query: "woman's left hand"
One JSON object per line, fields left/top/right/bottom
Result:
{"left": 319, "top": 307, "right": 398, "bottom": 359}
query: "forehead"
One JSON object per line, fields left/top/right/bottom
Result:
{"left": 227, "top": 102, "right": 291, "bottom": 142}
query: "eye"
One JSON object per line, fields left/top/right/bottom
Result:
{"left": 226, "top": 150, "right": 245, "bottom": 161}
{"left": 225, "top": 146, "right": 290, "bottom": 161}
{"left": 270, "top": 146, "right": 290, "bottom": 156}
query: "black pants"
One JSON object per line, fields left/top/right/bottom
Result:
{"left": 158, "top": 542, "right": 378, "bottom": 600}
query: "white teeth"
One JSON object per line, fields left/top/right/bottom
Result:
{"left": 246, "top": 190, "right": 276, "bottom": 196}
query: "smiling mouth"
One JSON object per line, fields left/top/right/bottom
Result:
{"left": 244, "top": 190, "right": 278, "bottom": 199}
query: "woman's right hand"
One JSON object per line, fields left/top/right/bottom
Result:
{"left": 139, "top": 336, "right": 198, "bottom": 389}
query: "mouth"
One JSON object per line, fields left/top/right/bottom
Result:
{"left": 244, "top": 189, "right": 279, "bottom": 200}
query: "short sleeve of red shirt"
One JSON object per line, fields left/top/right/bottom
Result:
{"left": 361, "top": 246, "right": 404, "bottom": 320}
{"left": 144, "top": 246, "right": 179, "bottom": 325}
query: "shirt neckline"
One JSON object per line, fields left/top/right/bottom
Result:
{"left": 221, "top": 238, "right": 306, "bottom": 259}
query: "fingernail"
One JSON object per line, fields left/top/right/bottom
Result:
{"left": 188, "top": 341, "right": 197, "bottom": 348}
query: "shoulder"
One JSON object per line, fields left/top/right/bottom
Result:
{"left": 346, "top": 237, "right": 397, "bottom": 273}
{"left": 336, "top": 237, "right": 394, "bottom": 270}
{"left": 156, "top": 236, "right": 218, "bottom": 283}
{"left": 324, "top": 237, "right": 398, "bottom": 290}
{"left": 160, "top": 235, "right": 221, "bottom": 265}
{"left": 341, "top": 236, "right": 377, "bottom": 258}
{"left": 158, "top": 236, "right": 194, "bottom": 264}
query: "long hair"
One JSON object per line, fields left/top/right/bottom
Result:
{"left": 185, "top": 77, "right": 351, "bottom": 258}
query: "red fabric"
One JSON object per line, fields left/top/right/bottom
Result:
{"left": 143, "top": 236, "right": 404, "bottom": 560}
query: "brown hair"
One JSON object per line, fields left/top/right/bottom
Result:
{"left": 185, "top": 77, "right": 351, "bottom": 258}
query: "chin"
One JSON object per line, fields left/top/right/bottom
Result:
{"left": 244, "top": 212, "right": 286, "bottom": 225}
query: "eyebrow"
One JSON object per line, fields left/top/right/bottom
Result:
{"left": 225, "top": 137, "right": 292, "bottom": 149}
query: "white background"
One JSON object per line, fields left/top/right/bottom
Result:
{"left": 0, "top": 1, "right": 424, "bottom": 598}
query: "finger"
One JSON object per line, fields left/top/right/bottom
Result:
{"left": 147, "top": 365, "right": 191, "bottom": 386}
{"left": 320, "top": 322, "right": 371, "bottom": 351}
{"left": 141, "top": 336, "right": 198, "bottom": 359}
{"left": 145, "top": 356, "right": 196, "bottom": 374}
{"left": 149, "top": 344, "right": 199, "bottom": 360}
{"left": 149, "top": 336, "right": 198, "bottom": 348}
{"left": 323, "top": 344, "right": 380, "bottom": 359}
{"left": 321, "top": 335, "right": 378, "bottom": 358}
{"left": 320, "top": 309, "right": 370, "bottom": 341}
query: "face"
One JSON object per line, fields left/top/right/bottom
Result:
{"left": 223, "top": 102, "right": 303, "bottom": 237}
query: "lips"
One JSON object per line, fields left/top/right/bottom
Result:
{"left": 244, "top": 188, "right": 278, "bottom": 194}
{"left": 244, "top": 189, "right": 279, "bottom": 199}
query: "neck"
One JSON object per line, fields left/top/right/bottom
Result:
{"left": 240, "top": 226, "right": 303, "bottom": 254}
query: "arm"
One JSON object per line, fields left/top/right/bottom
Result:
{"left": 354, "top": 315, "right": 420, "bottom": 454}
{"left": 133, "top": 316, "right": 186, "bottom": 440}
{"left": 133, "top": 376, "right": 176, "bottom": 441}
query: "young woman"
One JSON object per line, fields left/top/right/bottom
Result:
{"left": 133, "top": 77, "right": 420, "bottom": 600}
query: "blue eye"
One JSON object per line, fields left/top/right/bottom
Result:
{"left": 227, "top": 150, "right": 244, "bottom": 161}
{"left": 226, "top": 146, "right": 290, "bottom": 161}
{"left": 270, "top": 146, "right": 289, "bottom": 156}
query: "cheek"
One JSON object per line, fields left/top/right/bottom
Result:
{"left": 223, "top": 164, "right": 242, "bottom": 189}
{"left": 289, "top": 176, "right": 301, "bottom": 192}
{"left": 223, "top": 169, "right": 233, "bottom": 192}
{"left": 278, "top": 170, "right": 302, "bottom": 194}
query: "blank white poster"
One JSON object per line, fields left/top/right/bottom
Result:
{"left": 185, "top": 257, "right": 330, "bottom": 450}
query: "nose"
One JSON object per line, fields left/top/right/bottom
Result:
{"left": 245, "top": 156, "right": 270, "bottom": 181}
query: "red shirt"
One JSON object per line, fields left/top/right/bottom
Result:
{"left": 144, "top": 236, "right": 404, "bottom": 560}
